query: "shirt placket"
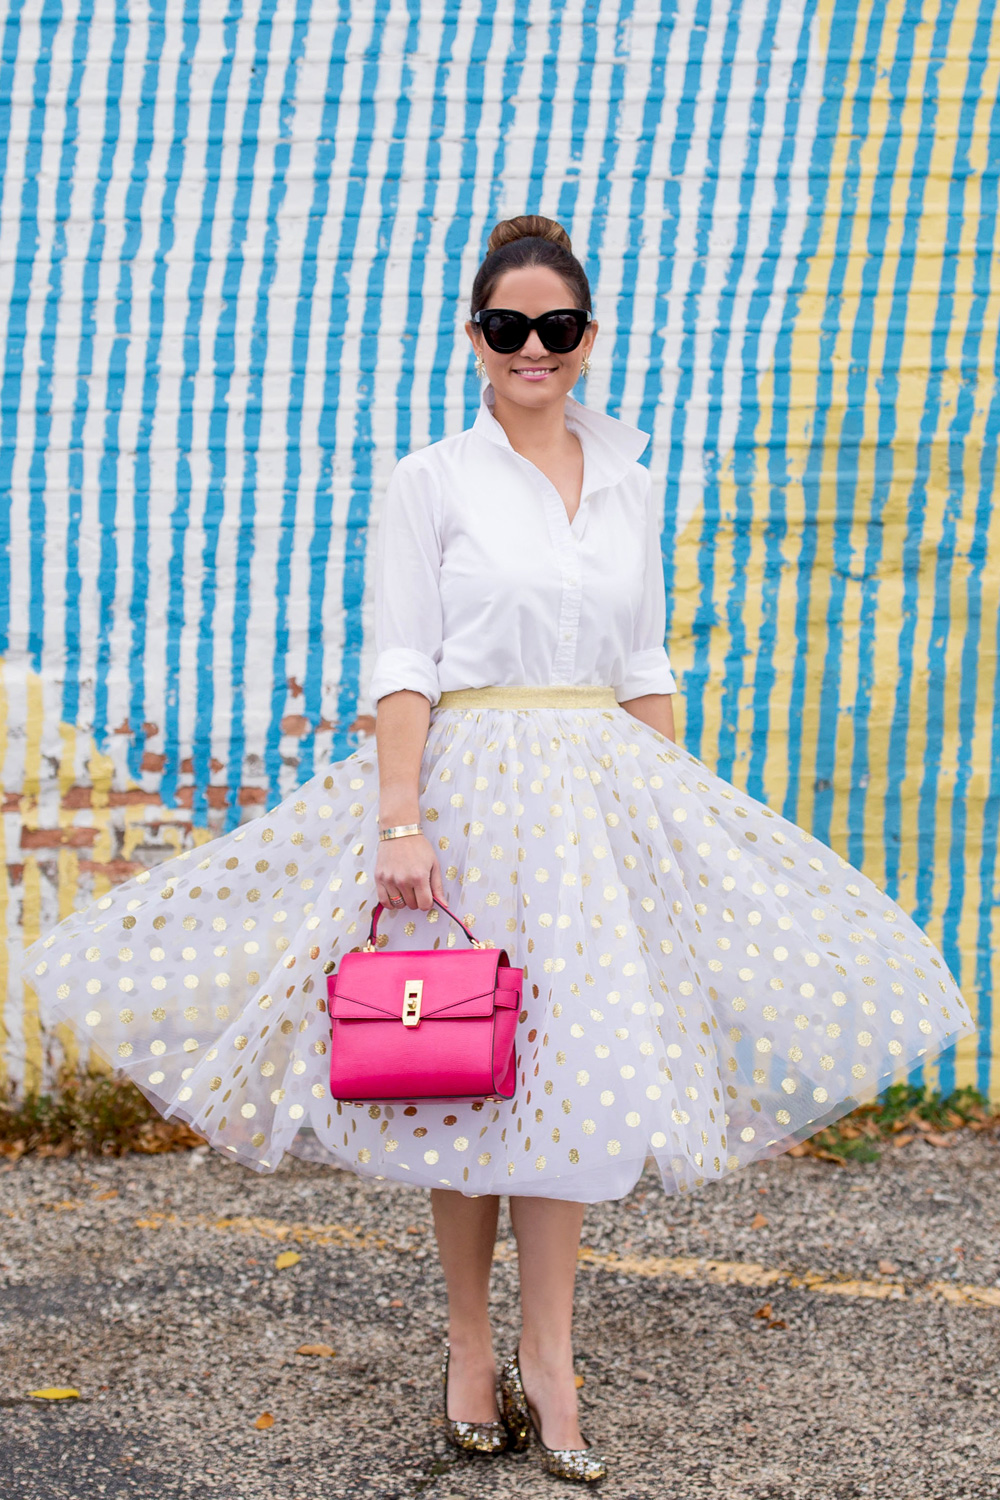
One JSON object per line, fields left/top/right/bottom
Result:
{"left": 536, "top": 478, "right": 583, "bottom": 685}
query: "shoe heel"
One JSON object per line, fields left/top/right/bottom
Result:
{"left": 441, "top": 1341, "right": 508, "bottom": 1456}
{"left": 498, "top": 1351, "right": 532, "bottom": 1452}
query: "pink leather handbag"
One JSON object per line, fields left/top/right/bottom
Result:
{"left": 326, "top": 896, "right": 521, "bottom": 1103}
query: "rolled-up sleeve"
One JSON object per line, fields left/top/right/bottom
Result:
{"left": 613, "top": 474, "right": 678, "bottom": 701}
{"left": 367, "top": 456, "right": 444, "bottom": 708}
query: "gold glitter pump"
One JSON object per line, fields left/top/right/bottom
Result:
{"left": 499, "top": 1349, "right": 607, "bottom": 1484}
{"left": 440, "top": 1342, "right": 508, "bottom": 1456}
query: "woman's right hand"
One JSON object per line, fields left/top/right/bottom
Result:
{"left": 375, "top": 832, "right": 446, "bottom": 913}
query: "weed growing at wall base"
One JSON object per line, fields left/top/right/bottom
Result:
{"left": 0, "top": 1074, "right": 993, "bottom": 1168}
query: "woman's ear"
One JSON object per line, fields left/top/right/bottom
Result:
{"left": 465, "top": 320, "right": 482, "bottom": 354}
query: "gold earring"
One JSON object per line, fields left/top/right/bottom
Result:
{"left": 475, "top": 353, "right": 486, "bottom": 380}
{"left": 581, "top": 353, "right": 592, "bottom": 378}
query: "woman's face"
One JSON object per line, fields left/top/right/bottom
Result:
{"left": 466, "top": 264, "right": 598, "bottom": 411}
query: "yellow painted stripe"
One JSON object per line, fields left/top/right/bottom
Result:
{"left": 115, "top": 1207, "right": 1000, "bottom": 1310}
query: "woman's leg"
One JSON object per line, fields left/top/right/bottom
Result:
{"left": 430, "top": 1188, "right": 502, "bottom": 1421}
{"left": 509, "top": 1196, "right": 587, "bottom": 1449}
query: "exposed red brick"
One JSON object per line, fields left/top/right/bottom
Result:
{"left": 78, "top": 859, "right": 145, "bottom": 881}
{"left": 112, "top": 719, "right": 132, "bottom": 735}
{"left": 61, "top": 786, "right": 93, "bottom": 809}
{"left": 141, "top": 722, "right": 159, "bottom": 738}
{"left": 281, "top": 714, "right": 310, "bottom": 737}
{"left": 351, "top": 715, "right": 376, "bottom": 736}
{"left": 21, "top": 827, "right": 98, "bottom": 849}
{"left": 288, "top": 676, "right": 304, "bottom": 698}
{"left": 141, "top": 752, "right": 166, "bottom": 772}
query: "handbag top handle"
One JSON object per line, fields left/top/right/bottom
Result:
{"left": 365, "top": 894, "right": 484, "bottom": 951}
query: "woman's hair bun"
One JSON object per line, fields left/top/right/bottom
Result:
{"left": 487, "top": 215, "right": 572, "bottom": 255}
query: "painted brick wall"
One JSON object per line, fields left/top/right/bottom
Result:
{"left": 2, "top": 0, "right": 997, "bottom": 1100}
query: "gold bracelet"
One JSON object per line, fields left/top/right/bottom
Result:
{"left": 378, "top": 822, "right": 422, "bottom": 842}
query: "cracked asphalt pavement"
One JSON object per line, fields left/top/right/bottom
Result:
{"left": 1, "top": 1130, "right": 999, "bottom": 1500}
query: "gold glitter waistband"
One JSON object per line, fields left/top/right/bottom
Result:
{"left": 435, "top": 684, "right": 619, "bottom": 710}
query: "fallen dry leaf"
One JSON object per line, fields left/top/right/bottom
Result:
{"left": 754, "top": 1303, "right": 774, "bottom": 1320}
{"left": 785, "top": 1143, "right": 810, "bottom": 1158}
{"left": 296, "top": 1344, "right": 336, "bottom": 1358}
{"left": 768, "top": 1319, "right": 787, "bottom": 1330}
{"left": 877, "top": 1259, "right": 900, "bottom": 1276}
{"left": 254, "top": 1412, "right": 274, "bottom": 1430}
{"left": 95, "top": 1190, "right": 118, "bottom": 1201}
{"left": 389, "top": 1298, "right": 404, "bottom": 1308}
{"left": 29, "top": 1387, "right": 80, "bottom": 1401}
{"left": 274, "top": 1250, "right": 301, "bottom": 1270}
{"left": 892, "top": 1133, "right": 915, "bottom": 1148}
{"left": 924, "top": 1132, "right": 955, "bottom": 1149}
{"left": 574, "top": 1374, "right": 585, "bottom": 1389}
{"left": 751, "top": 1212, "right": 769, "bottom": 1230}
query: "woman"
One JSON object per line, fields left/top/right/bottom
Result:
{"left": 23, "top": 216, "right": 977, "bottom": 1485}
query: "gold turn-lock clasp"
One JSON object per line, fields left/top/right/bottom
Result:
{"left": 402, "top": 979, "right": 423, "bottom": 1027}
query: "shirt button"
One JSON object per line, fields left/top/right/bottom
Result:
{"left": 562, "top": 631, "right": 572, "bottom": 641}
{"left": 567, "top": 575, "right": 579, "bottom": 586}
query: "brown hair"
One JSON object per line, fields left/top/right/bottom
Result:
{"left": 470, "top": 215, "right": 592, "bottom": 315}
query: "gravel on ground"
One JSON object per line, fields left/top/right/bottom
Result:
{"left": 1, "top": 1131, "right": 999, "bottom": 1500}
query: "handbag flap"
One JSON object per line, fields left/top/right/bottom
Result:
{"left": 328, "top": 947, "right": 522, "bottom": 1021}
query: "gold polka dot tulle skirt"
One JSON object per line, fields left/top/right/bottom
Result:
{"left": 21, "top": 697, "right": 977, "bottom": 1202}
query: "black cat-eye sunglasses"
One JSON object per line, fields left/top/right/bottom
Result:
{"left": 472, "top": 307, "right": 593, "bottom": 355}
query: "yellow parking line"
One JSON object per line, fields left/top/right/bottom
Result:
{"left": 127, "top": 1209, "right": 1000, "bottom": 1310}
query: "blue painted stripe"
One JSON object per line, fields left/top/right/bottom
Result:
{"left": 581, "top": 0, "right": 636, "bottom": 308}
{"left": 0, "top": 0, "right": 55, "bottom": 656}
{"left": 223, "top": 0, "right": 313, "bottom": 831}
{"left": 300, "top": 0, "right": 412, "bottom": 773}
{"left": 161, "top": 0, "right": 242, "bottom": 808}
{"left": 606, "top": 0, "right": 681, "bottom": 425}
{"left": 961, "top": 84, "right": 1000, "bottom": 1100}
{"left": 126, "top": 3, "right": 199, "bottom": 781}
{"left": 190, "top": 0, "right": 280, "bottom": 826}
{"left": 638, "top": 0, "right": 712, "bottom": 630}
{"left": 92, "top": 0, "right": 166, "bottom": 741}
{"left": 555, "top": 0, "right": 599, "bottom": 233}
{"left": 809, "top": 0, "right": 924, "bottom": 842}
{"left": 59, "top": 0, "right": 125, "bottom": 731}
{"left": 907, "top": 0, "right": 995, "bottom": 1094}
{"left": 664, "top": 0, "right": 746, "bottom": 760}
{"left": 843, "top": 0, "right": 959, "bottom": 878}
{"left": 747, "top": 0, "right": 857, "bottom": 809}
{"left": 394, "top": 0, "right": 458, "bottom": 460}
{"left": 726, "top": 0, "right": 817, "bottom": 797}
{"left": 266, "top": 0, "right": 394, "bottom": 793}
{"left": 463, "top": 0, "right": 532, "bottom": 428}
{"left": 883, "top": 0, "right": 968, "bottom": 904}
{"left": 261, "top": 0, "right": 353, "bottom": 805}
{"left": 782, "top": 1, "right": 886, "bottom": 824}
{"left": 428, "top": 0, "right": 494, "bottom": 445}
{"left": 970, "top": 318, "right": 1000, "bottom": 1098}
{"left": 299, "top": 0, "right": 425, "bottom": 781}
{"left": 90, "top": 0, "right": 139, "bottom": 746}
{"left": 27, "top": 0, "right": 94, "bottom": 669}
{"left": 702, "top": 0, "right": 784, "bottom": 784}
{"left": 524, "top": 0, "right": 569, "bottom": 219}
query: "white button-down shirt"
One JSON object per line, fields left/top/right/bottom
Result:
{"left": 367, "top": 385, "right": 678, "bottom": 707}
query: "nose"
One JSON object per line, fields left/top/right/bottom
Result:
{"left": 519, "top": 329, "right": 548, "bottom": 359}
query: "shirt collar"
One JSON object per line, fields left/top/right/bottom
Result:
{"left": 472, "top": 383, "right": 650, "bottom": 493}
